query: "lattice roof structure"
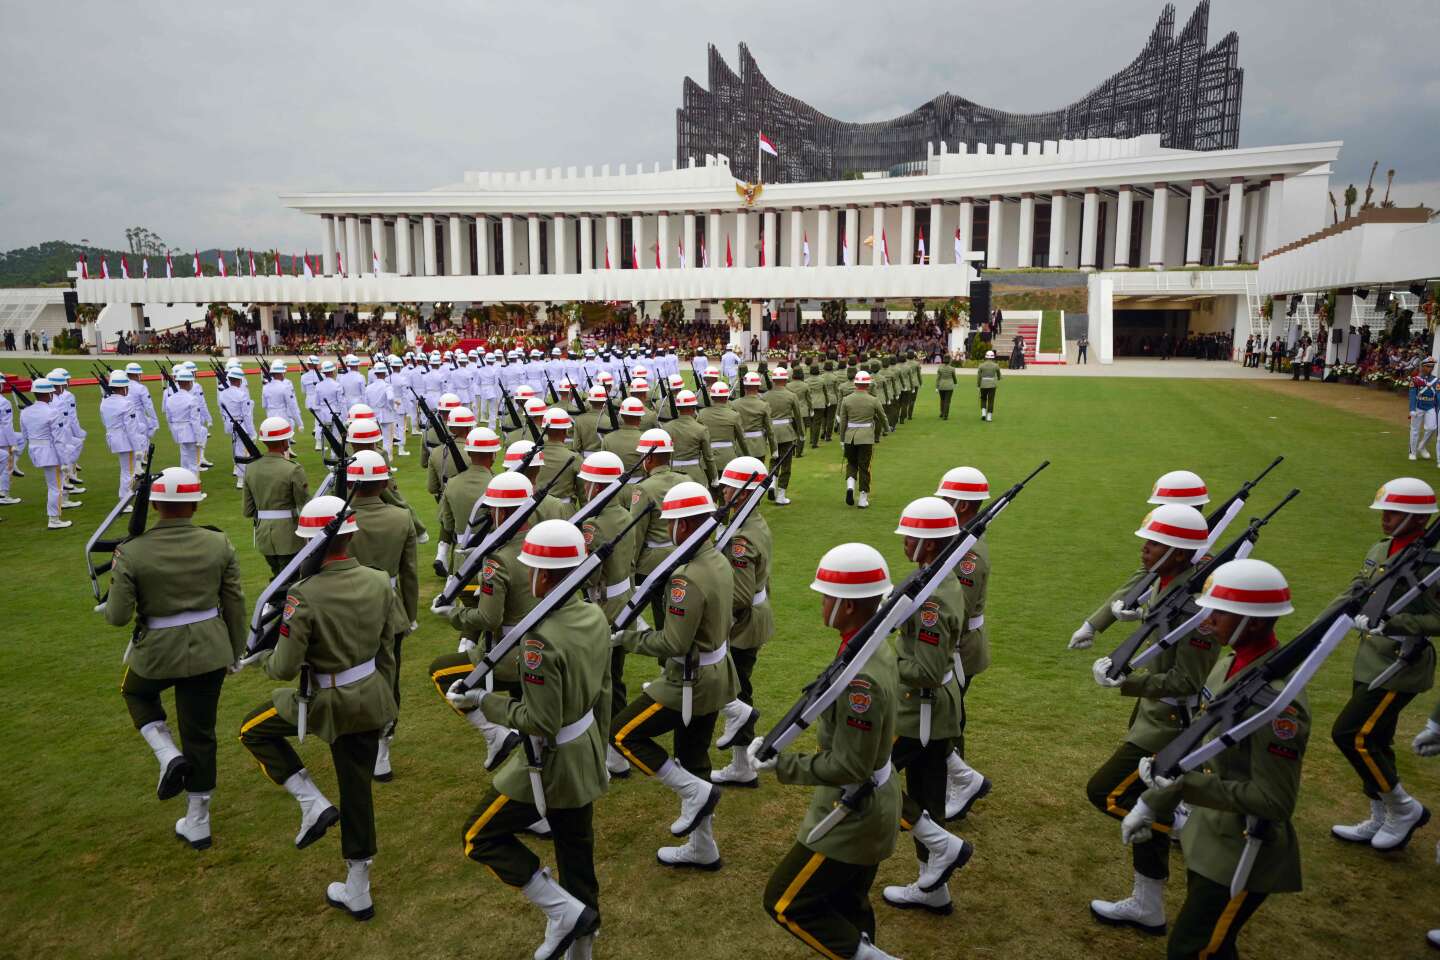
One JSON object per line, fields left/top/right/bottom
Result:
{"left": 676, "top": 2, "right": 1242, "bottom": 184}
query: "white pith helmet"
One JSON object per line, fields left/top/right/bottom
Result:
{"left": 1196, "top": 558, "right": 1295, "bottom": 618}
{"left": 149, "top": 467, "right": 205, "bottom": 502}
{"left": 660, "top": 481, "right": 714, "bottom": 520}
{"left": 811, "top": 543, "right": 892, "bottom": 599}
{"left": 896, "top": 496, "right": 961, "bottom": 539}
{"left": 1149, "top": 470, "right": 1210, "bottom": 506}
{"left": 519, "top": 519, "right": 587, "bottom": 570}
{"left": 296, "top": 494, "right": 357, "bottom": 538}
{"left": 936, "top": 466, "right": 989, "bottom": 502}
{"left": 1135, "top": 503, "right": 1210, "bottom": 550}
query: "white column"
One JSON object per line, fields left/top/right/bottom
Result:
{"left": 707, "top": 210, "right": 722, "bottom": 270}
{"left": 501, "top": 214, "right": 515, "bottom": 275}
{"left": 958, "top": 199, "right": 974, "bottom": 263}
{"left": 357, "top": 219, "right": 372, "bottom": 275}
{"left": 344, "top": 216, "right": 361, "bottom": 276}
{"left": 258, "top": 305, "right": 275, "bottom": 344}
{"left": 844, "top": 206, "right": 859, "bottom": 266}
{"left": 527, "top": 215, "right": 542, "bottom": 274}
{"left": 443, "top": 216, "right": 461, "bottom": 276}
{"left": 735, "top": 211, "right": 750, "bottom": 268}
{"left": 928, "top": 201, "right": 941, "bottom": 265}
{"left": 1148, "top": 184, "right": 1168, "bottom": 269}
{"left": 474, "top": 217, "right": 490, "bottom": 276}
{"left": 817, "top": 206, "right": 833, "bottom": 267}
{"left": 1016, "top": 194, "right": 1035, "bottom": 267}
{"left": 1185, "top": 180, "right": 1206, "bottom": 266}
{"left": 1080, "top": 188, "right": 1099, "bottom": 271}
{"left": 394, "top": 215, "right": 412, "bottom": 276}
{"left": 871, "top": 204, "right": 886, "bottom": 265}
{"left": 900, "top": 202, "right": 916, "bottom": 265}
{"left": 1114, "top": 187, "right": 1134, "bottom": 267}
{"left": 1048, "top": 193, "right": 1066, "bottom": 268}
{"left": 579, "top": 215, "right": 593, "bottom": 273}
{"left": 322, "top": 215, "right": 337, "bottom": 276}
{"left": 629, "top": 214, "right": 643, "bottom": 268}
{"left": 789, "top": 208, "right": 803, "bottom": 267}
{"left": 1261, "top": 175, "right": 1285, "bottom": 256}
{"left": 1244, "top": 189, "right": 1261, "bottom": 263}
{"left": 1212, "top": 195, "right": 1228, "bottom": 267}
{"left": 657, "top": 212, "right": 671, "bottom": 269}
{"left": 986, "top": 197, "right": 1002, "bottom": 269}
{"left": 682, "top": 211, "right": 696, "bottom": 269}
{"left": 370, "top": 216, "right": 386, "bottom": 273}
{"left": 419, "top": 215, "right": 436, "bottom": 276}
{"left": 762, "top": 209, "right": 776, "bottom": 267}
{"left": 605, "top": 214, "right": 620, "bottom": 269}
{"left": 555, "top": 215, "right": 570, "bottom": 275}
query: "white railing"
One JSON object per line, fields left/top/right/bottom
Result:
{"left": 1104, "top": 268, "right": 1257, "bottom": 295}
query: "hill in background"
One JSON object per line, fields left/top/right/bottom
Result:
{"left": 0, "top": 241, "right": 307, "bottom": 288}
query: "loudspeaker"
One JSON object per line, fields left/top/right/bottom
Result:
{"left": 62, "top": 290, "right": 78, "bottom": 325}
{"left": 1331, "top": 327, "right": 1343, "bottom": 344}
{"left": 971, "top": 281, "right": 991, "bottom": 325}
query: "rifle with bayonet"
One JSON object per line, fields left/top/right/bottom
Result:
{"left": 452, "top": 445, "right": 542, "bottom": 559}
{"left": 1103, "top": 489, "right": 1301, "bottom": 681}
{"left": 696, "top": 373, "right": 712, "bottom": 408}
{"left": 337, "top": 351, "right": 349, "bottom": 374}
{"left": 220, "top": 401, "right": 263, "bottom": 465}
{"left": 315, "top": 402, "right": 351, "bottom": 498}
{"left": 755, "top": 461, "right": 1048, "bottom": 842}
{"left": 92, "top": 364, "right": 115, "bottom": 397}
{"left": 157, "top": 358, "right": 179, "bottom": 395}
{"left": 86, "top": 443, "right": 157, "bottom": 605}
{"left": 409, "top": 386, "right": 467, "bottom": 476}
{"left": 542, "top": 370, "right": 562, "bottom": 406}
{"left": 1354, "top": 515, "right": 1440, "bottom": 690}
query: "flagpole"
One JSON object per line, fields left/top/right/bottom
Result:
{"left": 756, "top": 130, "right": 762, "bottom": 185}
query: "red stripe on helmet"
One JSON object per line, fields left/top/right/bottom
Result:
{"left": 164, "top": 482, "right": 203, "bottom": 494}
{"left": 815, "top": 567, "right": 887, "bottom": 585}
{"left": 663, "top": 494, "right": 711, "bottom": 511}
{"left": 1384, "top": 493, "right": 1437, "bottom": 504}
{"left": 583, "top": 464, "right": 622, "bottom": 477}
{"left": 522, "top": 542, "right": 581, "bottom": 558}
{"left": 1154, "top": 485, "right": 1206, "bottom": 498}
{"left": 1208, "top": 585, "right": 1291, "bottom": 604}
{"left": 900, "top": 515, "right": 959, "bottom": 530}
{"left": 298, "top": 514, "right": 336, "bottom": 527}
{"left": 1144, "top": 520, "right": 1209, "bottom": 541}
{"left": 940, "top": 481, "right": 988, "bottom": 493}
{"left": 722, "top": 468, "right": 765, "bottom": 483}
{"left": 486, "top": 486, "right": 529, "bottom": 499}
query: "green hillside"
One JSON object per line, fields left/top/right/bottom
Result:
{"left": 0, "top": 241, "right": 307, "bottom": 288}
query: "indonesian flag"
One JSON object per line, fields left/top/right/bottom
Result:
{"left": 372, "top": 250, "right": 381, "bottom": 276}
{"left": 842, "top": 232, "right": 852, "bottom": 266}
{"left": 759, "top": 237, "right": 765, "bottom": 267}
{"left": 193, "top": 250, "right": 201, "bottom": 276}
{"left": 336, "top": 249, "right": 344, "bottom": 275}
{"left": 917, "top": 228, "right": 927, "bottom": 264}
{"left": 632, "top": 241, "right": 639, "bottom": 269}
{"left": 700, "top": 236, "right": 708, "bottom": 268}
{"left": 78, "top": 253, "right": 89, "bottom": 279}
{"left": 954, "top": 227, "right": 963, "bottom": 263}
{"left": 100, "top": 257, "right": 111, "bottom": 279}
{"left": 678, "top": 237, "right": 686, "bottom": 269}
{"left": 165, "top": 253, "right": 174, "bottom": 278}
{"left": 273, "top": 249, "right": 282, "bottom": 277}
{"left": 302, "top": 253, "right": 314, "bottom": 279}
{"left": 120, "top": 256, "right": 130, "bottom": 279}
{"left": 604, "top": 245, "right": 611, "bottom": 270}
{"left": 881, "top": 229, "right": 890, "bottom": 266}
{"left": 654, "top": 243, "right": 661, "bottom": 269}
{"left": 142, "top": 257, "right": 150, "bottom": 279}
{"left": 758, "top": 132, "right": 778, "bottom": 157}
{"left": 233, "top": 251, "right": 241, "bottom": 276}
{"left": 803, "top": 231, "right": 811, "bottom": 267}
{"left": 725, "top": 235, "right": 733, "bottom": 268}
{"left": 218, "top": 252, "right": 228, "bottom": 278}
{"left": 249, "top": 250, "right": 257, "bottom": 277}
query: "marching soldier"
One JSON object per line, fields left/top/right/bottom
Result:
{"left": 344, "top": 407, "right": 429, "bottom": 546}
{"left": 0, "top": 373, "right": 19, "bottom": 507}
{"left": 1120, "top": 559, "right": 1304, "bottom": 960}
{"left": 100, "top": 370, "right": 147, "bottom": 502}
{"left": 503, "top": 440, "right": 571, "bottom": 522}
{"left": 880, "top": 498, "right": 974, "bottom": 915}
{"left": 665, "top": 389, "right": 716, "bottom": 487}
{"left": 419, "top": 393, "right": 462, "bottom": 471}
{"left": 507, "top": 397, "right": 550, "bottom": 447}
{"left": 20, "top": 378, "right": 72, "bottom": 526}
{"left": 935, "top": 355, "right": 957, "bottom": 420}
{"left": 934, "top": 468, "right": 995, "bottom": 820}
{"left": 104, "top": 467, "right": 246, "bottom": 849}
{"left": 697, "top": 379, "right": 751, "bottom": 467}
{"left": 445, "top": 520, "right": 609, "bottom": 960}
{"left": 238, "top": 495, "right": 405, "bottom": 920}
{"left": 537, "top": 408, "right": 580, "bottom": 507}
{"left": 821, "top": 358, "right": 841, "bottom": 443}
{"left": 976, "top": 350, "right": 1000, "bottom": 422}
{"left": 300, "top": 356, "right": 323, "bottom": 451}
{"left": 1086, "top": 504, "right": 1217, "bottom": 935}
{"left": 1330, "top": 478, "right": 1436, "bottom": 850}
{"left": 126, "top": 361, "right": 160, "bottom": 454}
{"left": 788, "top": 365, "right": 812, "bottom": 460}
{"left": 611, "top": 482, "right": 737, "bottom": 869}
{"left": 364, "top": 360, "right": 401, "bottom": 458}
{"left": 629, "top": 378, "right": 660, "bottom": 431}
{"left": 1067, "top": 471, "right": 1211, "bottom": 651}
{"left": 218, "top": 367, "right": 254, "bottom": 489}
{"left": 574, "top": 384, "right": 606, "bottom": 455}
{"left": 436, "top": 426, "right": 500, "bottom": 578}
{"left": 262, "top": 360, "right": 305, "bottom": 438}
{"left": 763, "top": 367, "right": 800, "bottom": 505}
{"left": 734, "top": 372, "right": 775, "bottom": 472}
{"left": 711, "top": 456, "right": 774, "bottom": 787}
{"left": 628, "top": 428, "right": 687, "bottom": 625}
{"left": 242, "top": 417, "right": 309, "bottom": 575}
{"left": 905, "top": 352, "right": 921, "bottom": 422}
{"left": 576, "top": 451, "right": 640, "bottom": 779}
{"left": 164, "top": 366, "right": 205, "bottom": 475}
{"left": 312, "top": 360, "right": 343, "bottom": 449}
{"left": 346, "top": 449, "right": 419, "bottom": 782}
{"left": 428, "top": 406, "right": 477, "bottom": 502}
{"left": 837, "top": 370, "right": 887, "bottom": 509}
{"left": 757, "top": 543, "right": 903, "bottom": 960}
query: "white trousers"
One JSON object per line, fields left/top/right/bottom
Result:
{"left": 44, "top": 465, "right": 62, "bottom": 518}
{"left": 0, "top": 447, "right": 13, "bottom": 496}
{"left": 380, "top": 422, "right": 395, "bottom": 457}
{"left": 178, "top": 442, "right": 199, "bottom": 474}
{"left": 231, "top": 436, "right": 248, "bottom": 481}
{"left": 1411, "top": 409, "right": 1438, "bottom": 455}
{"left": 117, "top": 451, "right": 136, "bottom": 501}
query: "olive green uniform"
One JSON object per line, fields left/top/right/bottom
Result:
{"left": 787, "top": 376, "right": 811, "bottom": 460}
{"left": 239, "top": 557, "right": 405, "bottom": 860}
{"left": 837, "top": 390, "right": 888, "bottom": 495}
{"left": 574, "top": 407, "right": 603, "bottom": 455}
{"left": 629, "top": 465, "right": 687, "bottom": 619}
{"left": 905, "top": 357, "right": 921, "bottom": 420}
{"left": 1088, "top": 567, "right": 1149, "bottom": 634}
{"left": 432, "top": 534, "right": 536, "bottom": 705}
{"left": 764, "top": 386, "right": 801, "bottom": 489}
{"left": 463, "top": 592, "right": 611, "bottom": 919}
{"left": 1142, "top": 647, "right": 1310, "bottom": 959}
{"left": 935, "top": 363, "right": 957, "bottom": 420}
{"left": 725, "top": 512, "right": 773, "bottom": 745}
{"left": 581, "top": 496, "right": 639, "bottom": 724}
{"left": 438, "top": 464, "right": 494, "bottom": 555}
{"left": 733, "top": 392, "right": 775, "bottom": 463}
{"left": 666, "top": 414, "right": 717, "bottom": 487}
{"left": 599, "top": 424, "right": 645, "bottom": 475}
{"left": 537, "top": 440, "right": 580, "bottom": 506}
{"left": 764, "top": 641, "right": 901, "bottom": 959}
{"left": 242, "top": 451, "right": 309, "bottom": 574}
{"left": 954, "top": 538, "right": 990, "bottom": 758}
{"left": 1330, "top": 535, "right": 1438, "bottom": 796}
{"left": 697, "top": 401, "right": 751, "bottom": 464}
{"left": 976, "top": 360, "right": 1001, "bottom": 417}
{"left": 108, "top": 517, "right": 248, "bottom": 795}
{"left": 611, "top": 546, "right": 737, "bottom": 781}
{"left": 427, "top": 439, "right": 466, "bottom": 502}
{"left": 351, "top": 495, "right": 419, "bottom": 739}
{"left": 1086, "top": 575, "right": 1219, "bottom": 881}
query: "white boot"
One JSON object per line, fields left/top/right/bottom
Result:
{"left": 853, "top": 933, "right": 903, "bottom": 959}
{"left": 1332, "top": 798, "right": 1386, "bottom": 843}
{"left": 174, "top": 792, "right": 212, "bottom": 849}
{"left": 943, "top": 751, "right": 991, "bottom": 820}
{"left": 606, "top": 744, "right": 631, "bottom": 779}
{"left": 520, "top": 867, "right": 597, "bottom": 960}
{"left": 325, "top": 858, "right": 375, "bottom": 921}
{"left": 657, "top": 814, "right": 721, "bottom": 870}
{"left": 374, "top": 736, "right": 393, "bottom": 782}
{"left": 846, "top": 476, "right": 855, "bottom": 506}
{"left": 710, "top": 745, "right": 759, "bottom": 787}
{"left": 47, "top": 518, "right": 73, "bottom": 529}
{"left": 910, "top": 812, "right": 972, "bottom": 891}
{"left": 1428, "top": 929, "right": 1440, "bottom": 949}
{"left": 857, "top": 491, "right": 869, "bottom": 509}
{"left": 283, "top": 769, "right": 340, "bottom": 849}
{"left": 139, "top": 720, "right": 191, "bottom": 800}
{"left": 1089, "top": 871, "right": 1167, "bottom": 935}
{"left": 656, "top": 758, "right": 721, "bottom": 836}
{"left": 714, "top": 698, "right": 758, "bottom": 749}
{"left": 1372, "top": 785, "right": 1431, "bottom": 851}
{"left": 774, "top": 486, "right": 790, "bottom": 505}
{"left": 465, "top": 708, "right": 520, "bottom": 771}
{"left": 434, "top": 541, "right": 451, "bottom": 577}
{"left": 882, "top": 879, "right": 952, "bottom": 915}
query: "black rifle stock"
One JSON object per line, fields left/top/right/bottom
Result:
{"left": 409, "top": 386, "right": 467, "bottom": 475}
{"left": 220, "top": 403, "right": 263, "bottom": 464}
{"left": 248, "top": 487, "right": 359, "bottom": 654}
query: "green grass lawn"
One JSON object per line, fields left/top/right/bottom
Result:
{"left": 2, "top": 368, "right": 1436, "bottom": 960}
{"left": 1039, "top": 310, "right": 1062, "bottom": 353}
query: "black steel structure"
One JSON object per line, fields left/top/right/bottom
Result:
{"left": 676, "top": 2, "right": 1242, "bottom": 184}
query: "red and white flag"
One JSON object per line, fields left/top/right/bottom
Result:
{"left": 100, "top": 257, "right": 111, "bottom": 279}
{"left": 249, "top": 250, "right": 257, "bottom": 277}
{"left": 218, "top": 253, "right": 228, "bottom": 277}
{"left": 372, "top": 250, "right": 381, "bottom": 276}
{"left": 654, "top": 243, "right": 661, "bottom": 269}
{"left": 700, "top": 237, "right": 708, "bottom": 268}
{"left": 725, "top": 235, "right": 733, "bottom": 268}
{"left": 678, "top": 237, "right": 686, "bottom": 269}
{"left": 842, "top": 232, "right": 852, "bottom": 266}
{"left": 120, "top": 256, "right": 131, "bottom": 279}
{"left": 759, "top": 236, "right": 766, "bottom": 267}
{"left": 273, "top": 249, "right": 282, "bottom": 277}
{"left": 604, "top": 245, "right": 611, "bottom": 270}
{"left": 917, "top": 228, "right": 927, "bottom": 264}
{"left": 954, "top": 228, "right": 963, "bottom": 263}
{"left": 757, "top": 132, "right": 778, "bottom": 157}
{"left": 142, "top": 257, "right": 150, "bottom": 279}
{"left": 165, "top": 253, "right": 174, "bottom": 278}
{"left": 881, "top": 229, "right": 891, "bottom": 266}
{"left": 78, "top": 253, "right": 89, "bottom": 279}
{"left": 802, "top": 231, "right": 811, "bottom": 267}
{"left": 336, "top": 249, "right": 344, "bottom": 275}
{"left": 193, "top": 250, "right": 201, "bottom": 276}
{"left": 302, "top": 253, "right": 314, "bottom": 279}
{"left": 631, "top": 241, "right": 639, "bottom": 269}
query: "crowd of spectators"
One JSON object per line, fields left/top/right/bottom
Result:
{"left": 1114, "top": 331, "right": 1233, "bottom": 359}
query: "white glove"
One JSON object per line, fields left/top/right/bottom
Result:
{"left": 610, "top": 630, "right": 627, "bottom": 648}
{"left": 1137, "top": 756, "right": 1178, "bottom": 790}
{"left": 446, "top": 678, "right": 484, "bottom": 711}
{"left": 94, "top": 601, "right": 107, "bottom": 615}
{"left": 1121, "top": 798, "right": 1156, "bottom": 845}
{"left": 1110, "top": 599, "right": 1142, "bottom": 622}
{"left": 1092, "top": 656, "right": 1122, "bottom": 688}
{"left": 1353, "top": 613, "right": 1384, "bottom": 635}
{"left": 747, "top": 736, "right": 778, "bottom": 772}
{"left": 409, "top": 620, "right": 419, "bottom": 633}
{"left": 227, "top": 660, "right": 246, "bottom": 675}
{"left": 430, "top": 595, "right": 455, "bottom": 618}
{"left": 1414, "top": 719, "right": 1440, "bottom": 758}
{"left": 1068, "top": 621, "right": 1095, "bottom": 650}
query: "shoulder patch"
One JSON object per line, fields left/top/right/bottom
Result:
{"left": 631, "top": 490, "right": 642, "bottom": 507}
{"left": 919, "top": 601, "right": 940, "bottom": 629}
{"left": 847, "top": 687, "right": 872, "bottom": 714}
{"left": 959, "top": 553, "right": 978, "bottom": 576}
{"left": 283, "top": 595, "right": 299, "bottom": 620}
{"left": 582, "top": 524, "right": 596, "bottom": 546}
{"left": 482, "top": 559, "right": 499, "bottom": 581}
{"left": 1271, "top": 716, "right": 1298, "bottom": 741}
{"left": 669, "top": 578, "right": 688, "bottom": 605}
{"left": 523, "top": 648, "right": 543, "bottom": 671}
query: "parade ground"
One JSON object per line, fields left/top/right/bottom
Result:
{"left": 3, "top": 366, "right": 1436, "bottom": 960}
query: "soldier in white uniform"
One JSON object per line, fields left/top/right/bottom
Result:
{"left": 181, "top": 363, "right": 215, "bottom": 470}
{"left": 0, "top": 375, "right": 23, "bottom": 505}
{"left": 423, "top": 352, "right": 449, "bottom": 411}
{"left": 476, "top": 353, "right": 502, "bottom": 428}
{"left": 47, "top": 369, "right": 86, "bottom": 494}
{"left": 312, "top": 361, "right": 343, "bottom": 428}
{"left": 125, "top": 362, "right": 159, "bottom": 452}
{"left": 453, "top": 353, "right": 477, "bottom": 409}
{"left": 721, "top": 347, "right": 740, "bottom": 385}
{"left": 364, "top": 363, "right": 400, "bottom": 458}
{"left": 299, "top": 356, "right": 322, "bottom": 450}
{"left": 217, "top": 368, "right": 255, "bottom": 488}
{"left": 165, "top": 367, "right": 206, "bottom": 474}
{"left": 101, "top": 370, "right": 149, "bottom": 501}
{"left": 21, "top": 378, "right": 72, "bottom": 526}
{"left": 338, "top": 355, "right": 366, "bottom": 409}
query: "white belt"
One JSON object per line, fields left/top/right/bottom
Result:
{"left": 855, "top": 761, "right": 893, "bottom": 791}
{"left": 772, "top": 418, "right": 791, "bottom": 425}
{"left": 145, "top": 608, "right": 219, "bottom": 630}
{"left": 390, "top": 576, "right": 399, "bottom": 589}
{"left": 966, "top": 615, "right": 985, "bottom": 631}
{"left": 605, "top": 577, "right": 632, "bottom": 599}
{"left": 742, "top": 430, "right": 763, "bottom": 438}
{"left": 256, "top": 509, "right": 294, "bottom": 520}
{"left": 753, "top": 588, "right": 768, "bottom": 605}
{"left": 554, "top": 710, "right": 596, "bottom": 746}
{"left": 670, "top": 641, "right": 729, "bottom": 669}
{"left": 711, "top": 441, "right": 733, "bottom": 448}
{"left": 846, "top": 421, "right": 870, "bottom": 429}
{"left": 673, "top": 458, "right": 700, "bottom": 467}
{"left": 315, "top": 657, "right": 377, "bottom": 689}
{"left": 645, "top": 539, "right": 672, "bottom": 550}
{"left": 554, "top": 496, "right": 572, "bottom": 504}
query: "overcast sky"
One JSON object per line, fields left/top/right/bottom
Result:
{"left": 2, "top": 0, "right": 1435, "bottom": 253}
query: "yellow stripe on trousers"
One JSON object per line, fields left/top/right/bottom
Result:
{"left": 463, "top": 794, "right": 509, "bottom": 860}
{"left": 1105, "top": 765, "right": 1170, "bottom": 834}
{"left": 237, "top": 707, "right": 281, "bottom": 785}
{"left": 1199, "top": 891, "right": 1248, "bottom": 959}
{"left": 1355, "top": 690, "right": 1398, "bottom": 793}
{"left": 612, "top": 701, "right": 664, "bottom": 777}
{"left": 432, "top": 664, "right": 474, "bottom": 714}
{"left": 773, "top": 851, "right": 844, "bottom": 960}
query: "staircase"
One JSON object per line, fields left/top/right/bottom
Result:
{"left": 993, "top": 321, "right": 1039, "bottom": 365}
